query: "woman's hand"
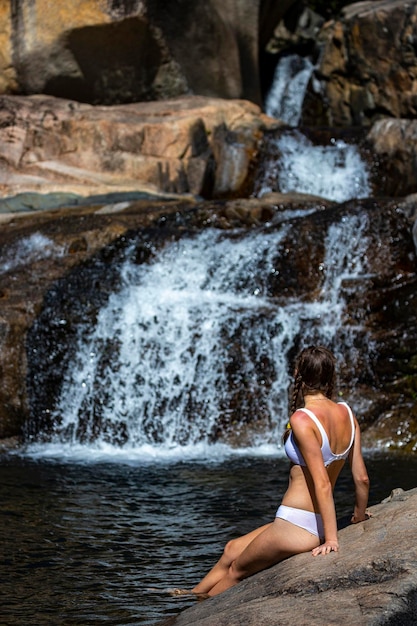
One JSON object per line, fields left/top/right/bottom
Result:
{"left": 312, "top": 540, "right": 339, "bottom": 556}
{"left": 351, "top": 511, "right": 372, "bottom": 524}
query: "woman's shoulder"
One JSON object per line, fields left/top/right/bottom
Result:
{"left": 336, "top": 401, "right": 356, "bottom": 420}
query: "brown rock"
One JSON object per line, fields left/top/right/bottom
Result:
{"left": 304, "top": 0, "right": 417, "bottom": 127}
{"left": 365, "top": 118, "right": 417, "bottom": 197}
{"left": 158, "top": 488, "right": 417, "bottom": 626}
{"left": 0, "top": 94, "right": 280, "bottom": 201}
{"left": 0, "top": 0, "right": 300, "bottom": 106}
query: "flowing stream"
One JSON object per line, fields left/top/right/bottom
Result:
{"left": 258, "top": 52, "right": 370, "bottom": 202}
{"left": 264, "top": 54, "right": 315, "bottom": 125}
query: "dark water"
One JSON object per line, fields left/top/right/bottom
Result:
{"left": 1, "top": 451, "right": 416, "bottom": 625}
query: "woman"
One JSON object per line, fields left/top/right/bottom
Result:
{"left": 183, "top": 345, "right": 370, "bottom": 598}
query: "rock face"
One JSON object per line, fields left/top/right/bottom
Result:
{"left": 302, "top": 0, "right": 417, "bottom": 127}
{"left": 0, "top": 0, "right": 300, "bottom": 106}
{"left": 365, "top": 119, "right": 417, "bottom": 198}
{"left": 0, "top": 196, "right": 195, "bottom": 438}
{"left": 2, "top": 92, "right": 417, "bottom": 206}
{"left": 158, "top": 487, "right": 417, "bottom": 626}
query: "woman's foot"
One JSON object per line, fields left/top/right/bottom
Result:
{"left": 168, "top": 588, "right": 192, "bottom": 596}
{"left": 168, "top": 588, "right": 210, "bottom": 600}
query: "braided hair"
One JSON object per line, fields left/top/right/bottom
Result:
{"left": 290, "top": 345, "right": 336, "bottom": 415}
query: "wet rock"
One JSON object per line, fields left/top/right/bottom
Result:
{"left": 0, "top": 197, "right": 195, "bottom": 437}
{"left": 158, "top": 487, "right": 417, "bottom": 626}
{"left": 253, "top": 123, "right": 417, "bottom": 200}
{"left": 365, "top": 119, "right": 417, "bottom": 198}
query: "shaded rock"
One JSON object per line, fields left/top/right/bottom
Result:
{"left": 264, "top": 4, "right": 325, "bottom": 57}
{"left": 0, "top": 0, "right": 300, "bottom": 106}
{"left": 158, "top": 487, "right": 417, "bottom": 626}
{"left": 0, "top": 94, "right": 280, "bottom": 201}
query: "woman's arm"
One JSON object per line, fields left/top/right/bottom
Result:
{"left": 289, "top": 412, "right": 339, "bottom": 555}
{"left": 349, "top": 419, "right": 370, "bottom": 523}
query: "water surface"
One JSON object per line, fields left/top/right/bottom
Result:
{"left": 1, "top": 451, "right": 416, "bottom": 625}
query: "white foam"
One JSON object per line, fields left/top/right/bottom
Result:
{"left": 20, "top": 440, "right": 284, "bottom": 466}
{"left": 256, "top": 131, "right": 370, "bottom": 202}
{"left": 1, "top": 233, "right": 64, "bottom": 273}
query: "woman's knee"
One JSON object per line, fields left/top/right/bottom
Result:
{"left": 223, "top": 538, "right": 241, "bottom": 563}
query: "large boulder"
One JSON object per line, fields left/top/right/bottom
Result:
{"left": 3, "top": 1, "right": 417, "bottom": 129}
{"left": 364, "top": 119, "right": 417, "bottom": 197}
{"left": 0, "top": 0, "right": 300, "bottom": 106}
{"left": 0, "top": 94, "right": 280, "bottom": 201}
{"left": 158, "top": 487, "right": 417, "bottom": 626}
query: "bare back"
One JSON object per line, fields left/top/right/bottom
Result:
{"left": 282, "top": 399, "right": 355, "bottom": 512}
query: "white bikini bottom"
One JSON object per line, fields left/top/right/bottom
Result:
{"left": 275, "top": 504, "right": 324, "bottom": 539}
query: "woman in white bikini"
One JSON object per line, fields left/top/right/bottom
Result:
{"left": 185, "top": 345, "right": 370, "bottom": 598}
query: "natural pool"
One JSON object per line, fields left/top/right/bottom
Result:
{"left": 1, "top": 449, "right": 416, "bottom": 625}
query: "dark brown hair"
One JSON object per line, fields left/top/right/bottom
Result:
{"left": 290, "top": 345, "right": 336, "bottom": 415}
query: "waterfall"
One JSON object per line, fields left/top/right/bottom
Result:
{"left": 264, "top": 54, "right": 315, "bottom": 126}
{"left": 28, "top": 211, "right": 370, "bottom": 460}
{"left": 261, "top": 54, "right": 371, "bottom": 202}
{"left": 1, "top": 233, "right": 64, "bottom": 273}
{"left": 23, "top": 54, "right": 372, "bottom": 460}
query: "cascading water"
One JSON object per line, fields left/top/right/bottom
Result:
{"left": 264, "top": 54, "right": 315, "bottom": 126}
{"left": 259, "top": 53, "right": 371, "bottom": 202}
{"left": 28, "top": 211, "right": 370, "bottom": 460}
{"left": 254, "top": 130, "right": 371, "bottom": 202}
{"left": 21, "top": 51, "right": 375, "bottom": 461}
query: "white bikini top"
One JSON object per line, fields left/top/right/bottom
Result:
{"left": 284, "top": 402, "right": 355, "bottom": 467}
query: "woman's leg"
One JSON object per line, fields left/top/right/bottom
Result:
{"left": 205, "top": 517, "right": 320, "bottom": 596}
{"left": 191, "top": 523, "right": 273, "bottom": 595}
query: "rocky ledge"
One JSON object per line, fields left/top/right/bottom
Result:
{"left": 160, "top": 487, "right": 417, "bottom": 626}
{"left": 0, "top": 94, "right": 281, "bottom": 202}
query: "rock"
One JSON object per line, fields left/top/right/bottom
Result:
{"left": 361, "top": 406, "right": 417, "bottom": 455}
{"left": 3, "top": 1, "right": 417, "bottom": 133}
{"left": 265, "top": 4, "right": 325, "bottom": 56}
{"left": 0, "top": 94, "right": 280, "bottom": 201}
{"left": 365, "top": 119, "right": 417, "bottom": 197}
{"left": 303, "top": 0, "right": 417, "bottom": 127}
{"left": 0, "top": 0, "right": 300, "bottom": 106}
{"left": 158, "top": 487, "right": 417, "bottom": 626}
